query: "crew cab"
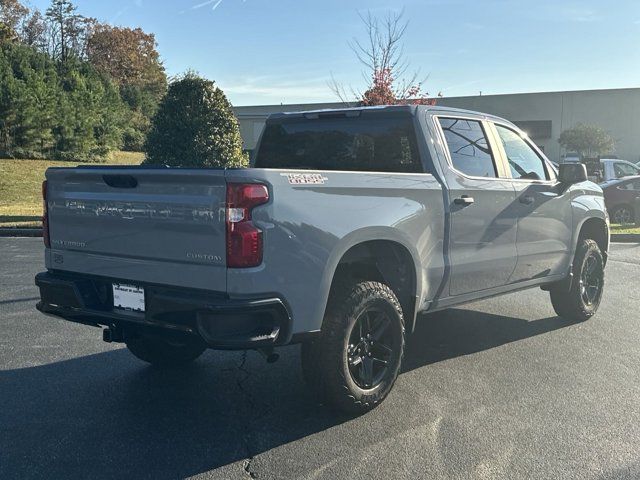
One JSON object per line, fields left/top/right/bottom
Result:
{"left": 36, "top": 105, "right": 609, "bottom": 413}
{"left": 598, "top": 158, "right": 640, "bottom": 181}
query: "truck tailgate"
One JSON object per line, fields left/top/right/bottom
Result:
{"left": 45, "top": 167, "right": 227, "bottom": 291}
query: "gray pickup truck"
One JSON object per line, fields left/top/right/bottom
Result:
{"left": 36, "top": 105, "right": 609, "bottom": 413}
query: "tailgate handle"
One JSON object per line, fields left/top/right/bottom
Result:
{"left": 103, "top": 174, "right": 138, "bottom": 188}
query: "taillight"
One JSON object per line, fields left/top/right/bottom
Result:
{"left": 226, "top": 183, "right": 269, "bottom": 268}
{"left": 42, "top": 180, "right": 50, "bottom": 248}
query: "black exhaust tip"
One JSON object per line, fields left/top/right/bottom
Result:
{"left": 103, "top": 328, "right": 113, "bottom": 343}
{"left": 103, "top": 326, "right": 123, "bottom": 343}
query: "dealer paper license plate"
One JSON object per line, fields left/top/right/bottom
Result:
{"left": 112, "top": 283, "right": 145, "bottom": 312}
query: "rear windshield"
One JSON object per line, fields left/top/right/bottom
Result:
{"left": 254, "top": 114, "right": 423, "bottom": 173}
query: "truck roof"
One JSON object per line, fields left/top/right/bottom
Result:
{"left": 266, "top": 104, "right": 512, "bottom": 125}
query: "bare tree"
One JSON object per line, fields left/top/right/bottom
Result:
{"left": 0, "top": 0, "right": 28, "bottom": 41}
{"left": 20, "top": 9, "right": 47, "bottom": 48}
{"left": 45, "top": 0, "right": 94, "bottom": 62}
{"left": 0, "top": 0, "right": 28, "bottom": 31}
{"left": 329, "top": 10, "right": 434, "bottom": 106}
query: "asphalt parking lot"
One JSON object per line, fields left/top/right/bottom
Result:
{"left": 1, "top": 238, "right": 639, "bottom": 480}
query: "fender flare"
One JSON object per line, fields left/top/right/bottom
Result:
{"left": 312, "top": 227, "right": 423, "bottom": 332}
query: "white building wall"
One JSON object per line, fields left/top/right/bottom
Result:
{"left": 233, "top": 88, "right": 640, "bottom": 163}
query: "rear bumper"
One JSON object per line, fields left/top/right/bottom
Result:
{"left": 35, "top": 271, "right": 293, "bottom": 349}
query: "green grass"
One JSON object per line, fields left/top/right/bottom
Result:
{"left": 3, "top": 160, "right": 640, "bottom": 236}
{"left": 0, "top": 152, "right": 144, "bottom": 228}
{"left": 610, "top": 224, "right": 640, "bottom": 235}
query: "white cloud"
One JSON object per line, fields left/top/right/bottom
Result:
{"left": 181, "top": 0, "right": 241, "bottom": 14}
{"left": 220, "top": 75, "right": 336, "bottom": 105}
{"left": 191, "top": 0, "right": 219, "bottom": 10}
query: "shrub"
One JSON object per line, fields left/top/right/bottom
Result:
{"left": 144, "top": 72, "right": 247, "bottom": 168}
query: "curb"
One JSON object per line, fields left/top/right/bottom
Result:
{"left": 611, "top": 233, "right": 640, "bottom": 243}
{"left": 0, "top": 228, "right": 43, "bottom": 237}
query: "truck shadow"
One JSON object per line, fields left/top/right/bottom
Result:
{"left": 403, "top": 308, "right": 571, "bottom": 372}
{"left": 0, "top": 308, "right": 572, "bottom": 479}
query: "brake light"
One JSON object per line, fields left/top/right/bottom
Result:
{"left": 42, "top": 180, "right": 50, "bottom": 248}
{"left": 226, "top": 183, "right": 269, "bottom": 268}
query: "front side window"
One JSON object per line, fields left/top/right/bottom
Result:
{"left": 438, "top": 118, "right": 497, "bottom": 178}
{"left": 495, "top": 125, "right": 548, "bottom": 180}
{"left": 613, "top": 162, "right": 640, "bottom": 178}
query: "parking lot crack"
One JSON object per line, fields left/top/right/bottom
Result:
{"left": 243, "top": 457, "right": 257, "bottom": 479}
{"left": 227, "top": 351, "right": 269, "bottom": 479}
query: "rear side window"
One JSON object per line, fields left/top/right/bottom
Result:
{"left": 438, "top": 118, "right": 497, "bottom": 178}
{"left": 254, "top": 115, "right": 423, "bottom": 173}
{"left": 495, "top": 125, "right": 549, "bottom": 180}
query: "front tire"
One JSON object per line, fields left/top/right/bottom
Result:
{"left": 126, "top": 334, "right": 206, "bottom": 367}
{"left": 301, "top": 281, "right": 405, "bottom": 414}
{"left": 550, "top": 238, "right": 605, "bottom": 322}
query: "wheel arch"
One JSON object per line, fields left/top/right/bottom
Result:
{"left": 576, "top": 216, "right": 609, "bottom": 265}
{"left": 543, "top": 213, "right": 609, "bottom": 294}
{"left": 320, "top": 231, "right": 422, "bottom": 334}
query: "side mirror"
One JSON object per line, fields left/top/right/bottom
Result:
{"left": 559, "top": 162, "right": 588, "bottom": 184}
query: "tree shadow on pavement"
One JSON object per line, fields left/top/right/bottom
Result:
{"left": 0, "top": 308, "right": 572, "bottom": 479}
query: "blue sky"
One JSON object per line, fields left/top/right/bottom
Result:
{"left": 29, "top": 0, "right": 640, "bottom": 105}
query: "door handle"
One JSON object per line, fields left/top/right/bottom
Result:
{"left": 454, "top": 195, "right": 475, "bottom": 206}
{"left": 519, "top": 195, "right": 535, "bottom": 205}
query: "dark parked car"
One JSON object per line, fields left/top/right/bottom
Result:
{"left": 601, "top": 175, "right": 640, "bottom": 224}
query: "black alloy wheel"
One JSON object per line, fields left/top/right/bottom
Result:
{"left": 301, "top": 281, "right": 405, "bottom": 413}
{"left": 580, "top": 251, "right": 603, "bottom": 306}
{"left": 346, "top": 307, "right": 398, "bottom": 389}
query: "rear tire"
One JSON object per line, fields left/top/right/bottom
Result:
{"left": 550, "top": 238, "right": 604, "bottom": 322}
{"left": 301, "top": 281, "right": 405, "bottom": 414}
{"left": 126, "top": 334, "right": 206, "bottom": 367}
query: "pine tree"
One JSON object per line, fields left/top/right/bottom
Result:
{"left": 0, "top": 46, "right": 19, "bottom": 155}
{"left": 0, "top": 41, "right": 125, "bottom": 160}
{"left": 12, "top": 47, "right": 57, "bottom": 157}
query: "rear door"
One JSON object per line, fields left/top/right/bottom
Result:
{"left": 45, "top": 167, "right": 227, "bottom": 291}
{"left": 489, "top": 122, "right": 572, "bottom": 281}
{"left": 434, "top": 115, "right": 518, "bottom": 296}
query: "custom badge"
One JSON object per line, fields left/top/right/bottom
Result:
{"left": 281, "top": 173, "right": 328, "bottom": 185}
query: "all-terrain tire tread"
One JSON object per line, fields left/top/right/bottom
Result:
{"left": 302, "top": 280, "right": 405, "bottom": 414}
{"left": 550, "top": 238, "right": 604, "bottom": 322}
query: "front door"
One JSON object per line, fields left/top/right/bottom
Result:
{"left": 435, "top": 116, "right": 518, "bottom": 296}
{"left": 490, "top": 123, "right": 572, "bottom": 281}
